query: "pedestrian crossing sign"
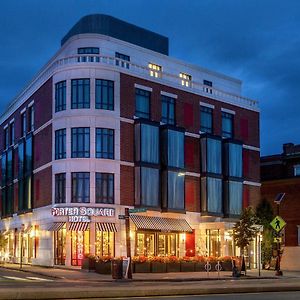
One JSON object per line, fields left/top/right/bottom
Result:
{"left": 270, "top": 216, "right": 286, "bottom": 233}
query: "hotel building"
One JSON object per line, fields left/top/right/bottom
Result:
{"left": 0, "top": 14, "right": 260, "bottom": 266}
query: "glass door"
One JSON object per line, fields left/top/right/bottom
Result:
{"left": 54, "top": 226, "right": 66, "bottom": 265}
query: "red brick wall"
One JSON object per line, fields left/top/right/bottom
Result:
{"left": 34, "top": 124, "right": 52, "bottom": 169}
{"left": 120, "top": 165, "right": 134, "bottom": 206}
{"left": 34, "top": 166, "right": 52, "bottom": 208}
{"left": 185, "top": 137, "right": 200, "bottom": 173}
{"left": 185, "top": 176, "right": 200, "bottom": 212}
{"left": 244, "top": 149, "right": 260, "bottom": 182}
{"left": 120, "top": 122, "right": 134, "bottom": 162}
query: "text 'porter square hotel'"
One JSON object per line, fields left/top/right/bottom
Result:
{"left": 0, "top": 15, "right": 260, "bottom": 266}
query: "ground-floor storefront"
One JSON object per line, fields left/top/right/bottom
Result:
{"left": 0, "top": 205, "right": 261, "bottom": 268}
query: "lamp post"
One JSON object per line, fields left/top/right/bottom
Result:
{"left": 20, "top": 224, "right": 25, "bottom": 269}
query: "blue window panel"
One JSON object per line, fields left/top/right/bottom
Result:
{"left": 207, "top": 177, "right": 222, "bottom": 214}
{"left": 135, "top": 88, "right": 150, "bottom": 119}
{"left": 229, "top": 181, "right": 243, "bottom": 215}
{"left": 167, "top": 171, "right": 184, "bottom": 210}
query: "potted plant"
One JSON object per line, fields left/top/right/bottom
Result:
{"left": 95, "top": 256, "right": 112, "bottom": 274}
{"left": 166, "top": 256, "right": 181, "bottom": 272}
{"left": 207, "top": 256, "right": 218, "bottom": 271}
{"left": 194, "top": 256, "right": 206, "bottom": 272}
{"left": 150, "top": 256, "right": 167, "bottom": 273}
{"left": 81, "top": 254, "right": 96, "bottom": 271}
{"left": 220, "top": 256, "right": 233, "bottom": 271}
{"left": 132, "top": 256, "right": 151, "bottom": 273}
{"left": 180, "top": 256, "right": 195, "bottom": 272}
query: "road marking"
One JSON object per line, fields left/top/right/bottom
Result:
{"left": 26, "top": 276, "right": 53, "bottom": 281}
{"left": 3, "top": 276, "right": 31, "bottom": 281}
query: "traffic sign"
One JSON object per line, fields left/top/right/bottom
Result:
{"left": 270, "top": 216, "right": 286, "bottom": 233}
{"left": 274, "top": 237, "right": 282, "bottom": 243}
{"left": 118, "top": 215, "right": 127, "bottom": 220}
{"left": 129, "top": 208, "right": 147, "bottom": 213}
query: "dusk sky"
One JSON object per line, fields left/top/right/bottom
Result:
{"left": 1, "top": 0, "right": 300, "bottom": 156}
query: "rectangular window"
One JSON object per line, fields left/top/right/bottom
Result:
{"left": 71, "top": 128, "right": 90, "bottom": 158}
{"left": 1, "top": 152, "right": 6, "bottom": 187}
{"left": 71, "top": 172, "right": 90, "bottom": 203}
{"left": 135, "top": 167, "right": 159, "bottom": 207}
{"left": 200, "top": 106, "right": 213, "bottom": 133}
{"left": 179, "top": 72, "right": 192, "bottom": 87}
{"left": 227, "top": 143, "right": 242, "bottom": 178}
{"left": 148, "top": 63, "right": 162, "bottom": 78}
{"left": 95, "top": 79, "right": 114, "bottom": 110}
{"left": 55, "top": 173, "right": 66, "bottom": 203}
{"left": 95, "top": 128, "right": 114, "bottom": 159}
{"left": 135, "top": 123, "right": 159, "bottom": 164}
{"left": 55, "top": 81, "right": 66, "bottom": 112}
{"left": 201, "top": 137, "right": 222, "bottom": 175}
{"left": 224, "top": 181, "right": 243, "bottom": 216}
{"left": 161, "top": 95, "right": 175, "bottom": 125}
{"left": 203, "top": 80, "right": 213, "bottom": 94}
{"left": 9, "top": 122, "right": 14, "bottom": 146}
{"left": 28, "top": 106, "right": 34, "bottom": 132}
{"left": 71, "top": 79, "right": 90, "bottom": 109}
{"left": 6, "top": 148, "right": 13, "bottom": 184}
{"left": 135, "top": 88, "right": 150, "bottom": 119}
{"left": 21, "top": 112, "right": 26, "bottom": 137}
{"left": 55, "top": 129, "right": 66, "bottom": 160}
{"left": 25, "top": 135, "right": 33, "bottom": 176}
{"left": 294, "top": 165, "right": 300, "bottom": 176}
{"left": 222, "top": 112, "right": 234, "bottom": 138}
{"left": 78, "top": 47, "right": 100, "bottom": 62}
{"left": 4, "top": 127, "right": 8, "bottom": 149}
{"left": 96, "top": 173, "right": 114, "bottom": 204}
{"left": 18, "top": 140, "right": 25, "bottom": 179}
{"left": 115, "top": 52, "right": 130, "bottom": 68}
{"left": 201, "top": 177, "right": 222, "bottom": 214}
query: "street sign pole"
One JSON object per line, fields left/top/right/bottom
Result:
{"left": 275, "top": 203, "right": 282, "bottom": 276}
{"left": 125, "top": 208, "right": 132, "bottom": 279}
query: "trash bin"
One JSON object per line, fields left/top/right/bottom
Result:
{"left": 111, "top": 259, "right": 123, "bottom": 279}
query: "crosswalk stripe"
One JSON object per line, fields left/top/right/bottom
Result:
{"left": 3, "top": 276, "right": 31, "bottom": 281}
{"left": 26, "top": 276, "right": 53, "bottom": 281}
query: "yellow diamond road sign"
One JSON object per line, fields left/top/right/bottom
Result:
{"left": 274, "top": 237, "right": 282, "bottom": 243}
{"left": 270, "top": 216, "right": 286, "bottom": 233}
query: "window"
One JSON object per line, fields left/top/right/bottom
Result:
{"left": 95, "top": 128, "right": 114, "bottom": 159}
{"left": 21, "top": 112, "right": 26, "bottom": 137}
{"left": 55, "top": 81, "right": 66, "bottom": 112}
{"left": 95, "top": 79, "right": 114, "bottom": 110}
{"left": 115, "top": 52, "right": 130, "bottom": 68}
{"left": 224, "top": 142, "right": 242, "bottom": 178}
{"left": 200, "top": 106, "right": 213, "bottom": 133}
{"left": 55, "top": 173, "right": 66, "bottom": 203}
{"left": 201, "top": 177, "right": 222, "bottom": 214}
{"left": 71, "top": 172, "right": 90, "bottom": 203}
{"left": 71, "top": 128, "right": 90, "bottom": 158}
{"left": 25, "top": 135, "right": 33, "bottom": 176}
{"left": 135, "top": 88, "right": 150, "bottom": 119}
{"left": 96, "top": 173, "right": 114, "bottom": 204}
{"left": 222, "top": 112, "right": 234, "bottom": 138}
{"left": 203, "top": 80, "right": 213, "bottom": 94}
{"left": 148, "top": 63, "right": 162, "bottom": 78}
{"left": 179, "top": 72, "right": 192, "bottom": 87}
{"left": 28, "top": 106, "right": 34, "bottom": 132}
{"left": 294, "top": 165, "right": 300, "bottom": 176}
{"left": 1, "top": 153, "right": 6, "bottom": 187}
{"left": 201, "top": 136, "right": 222, "bottom": 174}
{"left": 4, "top": 127, "right": 8, "bottom": 149}
{"left": 77, "top": 47, "right": 99, "bottom": 62}
{"left": 224, "top": 181, "right": 243, "bottom": 216}
{"left": 135, "top": 123, "right": 159, "bottom": 164}
{"left": 9, "top": 122, "right": 14, "bottom": 146}
{"left": 135, "top": 167, "right": 159, "bottom": 207}
{"left": 161, "top": 95, "right": 175, "bottom": 125}
{"left": 71, "top": 79, "right": 90, "bottom": 109}
{"left": 55, "top": 129, "right": 66, "bottom": 160}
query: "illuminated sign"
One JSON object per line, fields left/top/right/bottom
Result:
{"left": 51, "top": 207, "right": 115, "bottom": 222}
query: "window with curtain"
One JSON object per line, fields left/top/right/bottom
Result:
{"left": 161, "top": 95, "right": 175, "bottom": 125}
{"left": 71, "top": 172, "right": 90, "bottom": 203}
{"left": 135, "top": 167, "right": 159, "bottom": 207}
{"left": 201, "top": 137, "right": 222, "bottom": 175}
{"left": 229, "top": 143, "right": 242, "bottom": 177}
{"left": 200, "top": 106, "right": 213, "bottom": 133}
{"left": 96, "top": 128, "right": 114, "bottom": 159}
{"left": 71, "top": 128, "right": 90, "bottom": 158}
{"left": 55, "top": 173, "right": 66, "bottom": 204}
{"left": 222, "top": 112, "right": 234, "bottom": 138}
{"left": 55, "top": 81, "right": 66, "bottom": 112}
{"left": 207, "top": 177, "right": 222, "bottom": 214}
{"left": 55, "top": 129, "right": 66, "bottom": 160}
{"left": 228, "top": 181, "right": 243, "bottom": 215}
{"left": 71, "top": 79, "right": 90, "bottom": 109}
{"left": 95, "top": 79, "right": 114, "bottom": 110}
{"left": 96, "top": 173, "right": 114, "bottom": 204}
{"left": 135, "top": 88, "right": 150, "bottom": 119}
{"left": 165, "top": 171, "right": 184, "bottom": 210}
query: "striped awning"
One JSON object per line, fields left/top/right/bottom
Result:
{"left": 24, "top": 226, "right": 32, "bottom": 234}
{"left": 130, "top": 215, "right": 193, "bottom": 233}
{"left": 47, "top": 222, "right": 66, "bottom": 231}
{"left": 68, "top": 222, "right": 90, "bottom": 231}
{"left": 96, "top": 223, "right": 117, "bottom": 232}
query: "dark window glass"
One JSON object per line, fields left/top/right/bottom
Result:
{"left": 6, "top": 148, "right": 13, "bottom": 184}
{"left": 115, "top": 52, "right": 130, "bottom": 68}
{"left": 71, "top": 172, "right": 90, "bottom": 203}
{"left": 28, "top": 106, "right": 34, "bottom": 132}
{"left": 135, "top": 167, "right": 159, "bottom": 207}
{"left": 55, "top": 129, "right": 66, "bottom": 160}
{"left": 203, "top": 80, "right": 212, "bottom": 87}
{"left": 25, "top": 135, "right": 33, "bottom": 176}
{"left": 222, "top": 112, "right": 234, "bottom": 138}
{"left": 78, "top": 47, "right": 99, "bottom": 54}
{"left": 18, "top": 140, "right": 25, "bottom": 179}
{"left": 203, "top": 80, "right": 213, "bottom": 94}
{"left": 4, "top": 127, "right": 8, "bottom": 149}
{"left": 9, "top": 123, "right": 14, "bottom": 146}
{"left": 71, "top": 79, "right": 90, "bottom": 109}
{"left": 95, "top": 79, "right": 114, "bottom": 110}
{"left": 96, "top": 173, "right": 114, "bottom": 204}
{"left": 161, "top": 95, "right": 175, "bottom": 125}
{"left": 200, "top": 106, "right": 213, "bottom": 133}
{"left": 96, "top": 128, "right": 114, "bottom": 159}
{"left": 6, "top": 185, "right": 14, "bottom": 215}
{"left": 1, "top": 152, "right": 7, "bottom": 187}
{"left": 71, "top": 128, "right": 90, "bottom": 158}
{"left": 135, "top": 88, "right": 150, "bottom": 119}
{"left": 55, "top": 81, "right": 66, "bottom": 112}
{"left": 55, "top": 173, "right": 66, "bottom": 204}
{"left": 21, "top": 112, "right": 26, "bottom": 137}
{"left": 224, "top": 181, "right": 242, "bottom": 216}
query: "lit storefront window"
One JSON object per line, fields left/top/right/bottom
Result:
{"left": 71, "top": 230, "right": 90, "bottom": 266}
{"left": 54, "top": 225, "right": 66, "bottom": 265}
{"left": 205, "top": 229, "right": 221, "bottom": 257}
{"left": 95, "top": 231, "right": 114, "bottom": 257}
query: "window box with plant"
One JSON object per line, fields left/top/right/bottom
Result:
{"left": 81, "top": 254, "right": 96, "bottom": 271}
{"left": 132, "top": 256, "right": 151, "bottom": 273}
{"left": 166, "top": 256, "right": 181, "bottom": 272}
{"left": 95, "top": 256, "right": 112, "bottom": 274}
{"left": 180, "top": 257, "right": 195, "bottom": 272}
{"left": 194, "top": 256, "right": 206, "bottom": 272}
{"left": 150, "top": 256, "right": 167, "bottom": 273}
{"left": 220, "top": 256, "right": 233, "bottom": 271}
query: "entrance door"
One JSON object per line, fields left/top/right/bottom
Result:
{"left": 54, "top": 226, "right": 66, "bottom": 265}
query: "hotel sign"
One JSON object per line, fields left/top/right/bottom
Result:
{"left": 51, "top": 207, "right": 115, "bottom": 222}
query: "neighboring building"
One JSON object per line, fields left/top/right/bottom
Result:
{"left": 0, "top": 14, "right": 260, "bottom": 267}
{"left": 261, "top": 143, "right": 300, "bottom": 270}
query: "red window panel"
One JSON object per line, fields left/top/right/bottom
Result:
{"left": 185, "top": 180, "right": 195, "bottom": 211}
{"left": 184, "top": 103, "right": 194, "bottom": 127}
{"left": 185, "top": 139, "right": 194, "bottom": 167}
{"left": 243, "top": 186, "right": 250, "bottom": 208}
{"left": 243, "top": 150, "right": 249, "bottom": 177}
{"left": 185, "top": 229, "right": 195, "bottom": 257}
{"left": 240, "top": 118, "right": 249, "bottom": 140}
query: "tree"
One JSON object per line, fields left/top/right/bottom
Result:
{"left": 256, "top": 198, "right": 274, "bottom": 268}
